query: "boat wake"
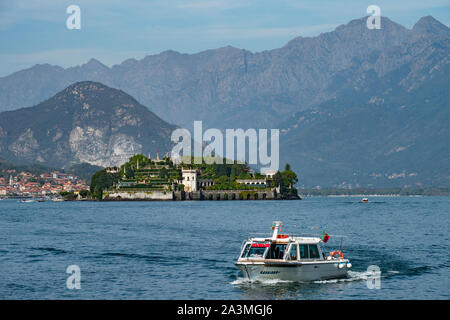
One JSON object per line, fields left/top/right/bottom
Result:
{"left": 313, "top": 270, "right": 387, "bottom": 284}
{"left": 230, "top": 277, "right": 293, "bottom": 286}
{"left": 231, "top": 269, "right": 391, "bottom": 286}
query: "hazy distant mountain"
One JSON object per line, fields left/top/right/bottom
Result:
{"left": 0, "top": 82, "right": 176, "bottom": 168}
{"left": 0, "top": 15, "right": 448, "bottom": 187}
{"left": 0, "top": 156, "right": 60, "bottom": 176}
{"left": 279, "top": 56, "right": 450, "bottom": 188}
{"left": 274, "top": 16, "right": 450, "bottom": 188}
{"left": 1, "top": 16, "right": 448, "bottom": 131}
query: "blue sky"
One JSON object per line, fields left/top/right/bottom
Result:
{"left": 1, "top": 0, "right": 449, "bottom": 77}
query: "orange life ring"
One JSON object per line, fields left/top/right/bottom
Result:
{"left": 329, "top": 251, "right": 344, "bottom": 259}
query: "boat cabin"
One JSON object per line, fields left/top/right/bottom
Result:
{"left": 239, "top": 238, "right": 325, "bottom": 262}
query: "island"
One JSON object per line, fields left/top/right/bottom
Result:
{"left": 89, "top": 154, "right": 300, "bottom": 201}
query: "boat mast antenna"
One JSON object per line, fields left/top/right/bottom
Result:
{"left": 271, "top": 221, "right": 283, "bottom": 240}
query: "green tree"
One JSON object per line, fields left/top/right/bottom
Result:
{"left": 60, "top": 191, "right": 76, "bottom": 201}
{"left": 281, "top": 169, "right": 298, "bottom": 189}
{"left": 159, "top": 167, "right": 169, "bottom": 179}
{"left": 128, "top": 154, "right": 149, "bottom": 169}
{"left": 270, "top": 165, "right": 299, "bottom": 198}
{"left": 79, "top": 189, "right": 89, "bottom": 198}
{"left": 280, "top": 165, "right": 299, "bottom": 197}
{"left": 272, "top": 171, "right": 282, "bottom": 188}
{"left": 230, "top": 166, "right": 237, "bottom": 180}
{"left": 90, "top": 169, "right": 119, "bottom": 200}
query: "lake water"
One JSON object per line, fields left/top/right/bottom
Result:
{"left": 0, "top": 197, "right": 449, "bottom": 299}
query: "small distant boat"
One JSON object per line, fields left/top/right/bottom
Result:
{"left": 38, "top": 199, "right": 45, "bottom": 202}
{"left": 361, "top": 198, "right": 369, "bottom": 203}
{"left": 52, "top": 198, "right": 64, "bottom": 202}
{"left": 19, "top": 199, "right": 35, "bottom": 203}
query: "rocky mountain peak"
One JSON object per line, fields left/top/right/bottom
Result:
{"left": 334, "top": 16, "right": 408, "bottom": 35}
{"left": 64, "top": 81, "right": 109, "bottom": 95}
{"left": 83, "top": 58, "right": 109, "bottom": 70}
{"left": 55, "top": 81, "right": 124, "bottom": 108}
{"left": 412, "top": 15, "right": 450, "bottom": 37}
{"left": 285, "top": 16, "right": 410, "bottom": 52}
{"left": 0, "top": 82, "right": 176, "bottom": 168}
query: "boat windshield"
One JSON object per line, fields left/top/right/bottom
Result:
{"left": 266, "top": 243, "right": 287, "bottom": 259}
{"left": 242, "top": 243, "right": 269, "bottom": 259}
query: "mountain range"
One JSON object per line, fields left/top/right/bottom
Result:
{"left": 0, "top": 82, "right": 175, "bottom": 168}
{"left": 0, "top": 15, "right": 448, "bottom": 187}
{"left": 279, "top": 57, "right": 449, "bottom": 187}
{"left": 0, "top": 16, "right": 448, "bottom": 130}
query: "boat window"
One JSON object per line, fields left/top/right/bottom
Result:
{"left": 241, "top": 244, "right": 251, "bottom": 258}
{"left": 299, "top": 244, "right": 308, "bottom": 259}
{"left": 308, "top": 244, "right": 320, "bottom": 259}
{"left": 287, "top": 244, "right": 298, "bottom": 260}
{"left": 246, "top": 243, "right": 269, "bottom": 259}
{"left": 266, "top": 243, "right": 287, "bottom": 259}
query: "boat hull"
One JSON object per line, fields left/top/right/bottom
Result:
{"left": 236, "top": 260, "right": 349, "bottom": 282}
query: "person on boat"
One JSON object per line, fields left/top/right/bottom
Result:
{"left": 278, "top": 246, "right": 286, "bottom": 259}
{"left": 274, "top": 247, "right": 280, "bottom": 259}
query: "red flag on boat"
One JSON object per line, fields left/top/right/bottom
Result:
{"left": 322, "top": 231, "right": 330, "bottom": 243}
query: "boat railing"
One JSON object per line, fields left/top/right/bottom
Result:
{"left": 249, "top": 232, "right": 348, "bottom": 239}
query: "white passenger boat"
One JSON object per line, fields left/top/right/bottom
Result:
{"left": 235, "top": 221, "right": 352, "bottom": 282}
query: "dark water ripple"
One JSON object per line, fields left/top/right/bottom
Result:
{"left": 0, "top": 197, "right": 449, "bottom": 299}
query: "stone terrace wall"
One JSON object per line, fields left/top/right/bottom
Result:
{"left": 199, "top": 190, "right": 276, "bottom": 200}
{"left": 104, "top": 190, "right": 174, "bottom": 200}
{"left": 103, "top": 189, "right": 279, "bottom": 201}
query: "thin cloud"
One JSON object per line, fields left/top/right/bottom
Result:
{"left": 177, "top": 0, "right": 253, "bottom": 10}
{"left": 204, "top": 24, "right": 338, "bottom": 39}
